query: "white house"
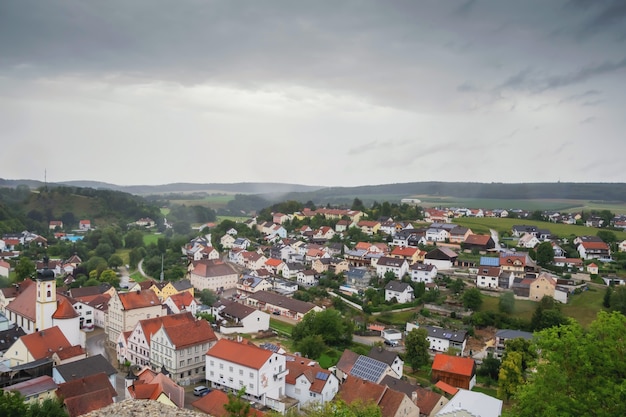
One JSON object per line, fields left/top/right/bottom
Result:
{"left": 476, "top": 266, "right": 501, "bottom": 289}
{"left": 518, "top": 233, "right": 540, "bottom": 249}
{"left": 426, "top": 227, "right": 449, "bottom": 242}
{"left": 285, "top": 358, "right": 339, "bottom": 407}
{"left": 384, "top": 281, "right": 414, "bottom": 304}
{"left": 205, "top": 338, "right": 289, "bottom": 413}
{"left": 0, "top": 260, "right": 10, "bottom": 278}
{"left": 619, "top": 240, "right": 626, "bottom": 252}
{"left": 376, "top": 256, "right": 409, "bottom": 279}
{"left": 220, "top": 234, "right": 236, "bottom": 249}
{"left": 409, "top": 263, "right": 437, "bottom": 284}
{"left": 296, "top": 270, "right": 319, "bottom": 287}
{"left": 424, "top": 325, "right": 468, "bottom": 353}
{"left": 163, "top": 291, "right": 199, "bottom": 316}
{"left": 217, "top": 301, "right": 270, "bottom": 335}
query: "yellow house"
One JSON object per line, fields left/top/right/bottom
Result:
{"left": 529, "top": 273, "right": 556, "bottom": 301}
{"left": 5, "top": 375, "right": 58, "bottom": 404}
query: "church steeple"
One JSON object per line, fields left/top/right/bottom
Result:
{"left": 35, "top": 256, "right": 57, "bottom": 331}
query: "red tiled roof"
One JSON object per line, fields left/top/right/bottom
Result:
{"left": 64, "top": 388, "right": 113, "bottom": 417}
{"left": 336, "top": 349, "right": 361, "bottom": 375}
{"left": 57, "top": 373, "right": 116, "bottom": 417}
{"left": 53, "top": 297, "right": 79, "bottom": 319}
{"left": 465, "top": 234, "right": 492, "bottom": 245}
{"left": 118, "top": 289, "right": 161, "bottom": 310}
{"left": 163, "top": 319, "right": 217, "bottom": 349}
{"left": 339, "top": 375, "right": 385, "bottom": 405}
{"left": 285, "top": 358, "right": 332, "bottom": 394}
{"left": 20, "top": 326, "right": 72, "bottom": 360}
{"left": 435, "top": 380, "right": 459, "bottom": 395}
{"left": 0, "top": 259, "right": 10, "bottom": 269}
{"left": 265, "top": 258, "right": 283, "bottom": 267}
{"left": 206, "top": 338, "right": 273, "bottom": 369}
{"left": 192, "top": 389, "right": 265, "bottom": 417}
{"left": 6, "top": 279, "right": 39, "bottom": 321}
{"left": 54, "top": 345, "right": 86, "bottom": 360}
{"left": 391, "top": 246, "right": 418, "bottom": 257}
{"left": 432, "top": 354, "right": 475, "bottom": 377}
{"left": 192, "top": 259, "right": 237, "bottom": 278}
{"left": 581, "top": 241, "right": 609, "bottom": 250}
{"left": 137, "top": 312, "right": 195, "bottom": 345}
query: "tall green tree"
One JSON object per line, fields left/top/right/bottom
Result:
{"left": 224, "top": 387, "right": 251, "bottom": 417}
{"left": 462, "top": 288, "right": 483, "bottom": 310}
{"left": 499, "top": 292, "right": 515, "bottom": 314}
{"left": 609, "top": 285, "right": 626, "bottom": 314}
{"left": 292, "top": 309, "right": 353, "bottom": 349}
{"left": 534, "top": 241, "right": 554, "bottom": 267}
{"left": 25, "top": 398, "right": 66, "bottom": 417}
{"left": 0, "top": 390, "right": 28, "bottom": 417}
{"left": 530, "top": 296, "right": 568, "bottom": 331}
{"left": 15, "top": 257, "right": 35, "bottom": 280}
{"left": 497, "top": 351, "right": 524, "bottom": 400}
{"left": 404, "top": 328, "right": 430, "bottom": 371}
{"left": 507, "top": 311, "right": 626, "bottom": 417}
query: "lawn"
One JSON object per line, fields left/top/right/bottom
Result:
{"left": 561, "top": 287, "right": 606, "bottom": 327}
{"left": 480, "top": 287, "right": 606, "bottom": 327}
{"left": 453, "top": 217, "right": 626, "bottom": 240}
{"left": 270, "top": 318, "right": 294, "bottom": 336}
{"left": 115, "top": 248, "right": 131, "bottom": 265}
{"left": 375, "top": 309, "right": 418, "bottom": 326}
{"left": 143, "top": 232, "right": 162, "bottom": 246}
{"left": 318, "top": 349, "right": 341, "bottom": 368}
{"left": 130, "top": 270, "right": 145, "bottom": 282}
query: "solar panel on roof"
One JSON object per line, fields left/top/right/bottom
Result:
{"left": 316, "top": 371, "right": 329, "bottom": 381}
{"left": 350, "top": 356, "right": 387, "bottom": 383}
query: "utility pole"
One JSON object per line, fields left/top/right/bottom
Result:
{"left": 160, "top": 254, "right": 164, "bottom": 282}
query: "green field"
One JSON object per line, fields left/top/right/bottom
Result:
{"left": 168, "top": 194, "right": 235, "bottom": 209}
{"left": 480, "top": 294, "right": 537, "bottom": 322}
{"left": 143, "top": 233, "right": 162, "bottom": 246}
{"left": 217, "top": 216, "right": 250, "bottom": 223}
{"left": 453, "top": 217, "right": 626, "bottom": 240}
{"left": 415, "top": 196, "right": 626, "bottom": 214}
{"left": 270, "top": 318, "right": 294, "bottom": 336}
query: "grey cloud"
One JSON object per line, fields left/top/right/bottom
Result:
{"left": 580, "top": 116, "right": 596, "bottom": 124}
{"left": 454, "top": 0, "right": 478, "bottom": 16}
{"left": 560, "top": 89, "right": 601, "bottom": 103}
{"left": 566, "top": 0, "right": 626, "bottom": 39}
{"left": 457, "top": 81, "right": 478, "bottom": 92}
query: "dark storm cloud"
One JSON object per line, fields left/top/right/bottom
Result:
{"left": 566, "top": 0, "right": 626, "bottom": 39}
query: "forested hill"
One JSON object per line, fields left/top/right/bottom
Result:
{"left": 279, "top": 182, "right": 626, "bottom": 204}
{"left": 0, "top": 186, "right": 162, "bottom": 235}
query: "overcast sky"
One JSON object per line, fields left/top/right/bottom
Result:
{"left": 1, "top": 0, "right": 625, "bottom": 187}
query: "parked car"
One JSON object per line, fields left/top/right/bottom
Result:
{"left": 384, "top": 339, "right": 399, "bottom": 347}
{"left": 193, "top": 386, "right": 211, "bottom": 396}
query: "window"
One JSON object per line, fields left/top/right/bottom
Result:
{"left": 249, "top": 383, "right": 254, "bottom": 389}
{"left": 219, "top": 363, "right": 224, "bottom": 369}
{"left": 239, "top": 370, "right": 243, "bottom": 376}
{"left": 210, "top": 371, "right": 214, "bottom": 376}
{"left": 239, "top": 380, "right": 244, "bottom": 386}
{"left": 210, "top": 360, "right": 214, "bottom": 366}
{"left": 180, "top": 360, "right": 184, "bottom": 367}
{"left": 249, "top": 372, "right": 254, "bottom": 378}
{"left": 229, "top": 366, "right": 233, "bottom": 372}
{"left": 188, "top": 358, "right": 192, "bottom": 365}
{"left": 229, "top": 377, "right": 234, "bottom": 383}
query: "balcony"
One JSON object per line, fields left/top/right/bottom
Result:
{"left": 273, "top": 368, "right": 289, "bottom": 380}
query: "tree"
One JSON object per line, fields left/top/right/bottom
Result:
{"left": 296, "top": 334, "right": 325, "bottom": 359}
{"left": 292, "top": 309, "right": 353, "bottom": 349}
{"left": 224, "top": 387, "right": 251, "bottom": 417}
{"left": 289, "top": 398, "right": 382, "bottom": 417}
{"left": 478, "top": 353, "right": 501, "bottom": 381}
{"left": 534, "top": 241, "right": 554, "bottom": 267}
{"left": 95, "top": 242, "right": 114, "bottom": 259}
{"left": 100, "top": 269, "right": 120, "bottom": 287}
{"left": 508, "top": 311, "right": 626, "bottom": 417}
{"left": 448, "top": 278, "right": 466, "bottom": 295}
{"left": 462, "top": 288, "right": 483, "bottom": 310}
{"left": 497, "top": 351, "right": 523, "bottom": 400}
{"left": 0, "top": 390, "right": 27, "bottom": 417}
{"left": 108, "top": 254, "right": 124, "bottom": 269}
{"left": 404, "top": 328, "right": 430, "bottom": 370}
{"left": 530, "top": 296, "right": 568, "bottom": 331}
{"left": 15, "top": 257, "right": 35, "bottom": 280}
{"left": 25, "top": 398, "right": 66, "bottom": 417}
{"left": 198, "top": 289, "right": 218, "bottom": 306}
{"left": 128, "top": 247, "right": 146, "bottom": 269}
{"left": 597, "top": 229, "right": 617, "bottom": 243}
{"left": 609, "top": 285, "right": 626, "bottom": 314}
{"left": 124, "top": 229, "right": 145, "bottom": 248}
{"left": 499, "top": 292, "right": 515, "bottom": 314}
{"left": 351, "top": 198, "right": 365, "bottom": 212}
{"left": 503, "top": 337, "right": 537, "bottom": 372}
{"left": 603, "top": 286, "right": 613, "bottom": 308}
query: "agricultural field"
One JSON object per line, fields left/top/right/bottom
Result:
{"left": 216, "top": 215, "right": 250, "bottom": 223}
{"left": 453, "top": 217, "right": 626, "bottom": 240}
{"left": 167, "top": 194, "right": 235, "bottom": 210}
{"left": 143, "top": 232, "right": 162, "bottom": 246}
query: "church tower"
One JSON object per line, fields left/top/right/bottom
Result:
{"left": 35, "top": 256, "right": 57, "bottom": 331}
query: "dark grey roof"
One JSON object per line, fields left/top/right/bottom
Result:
{"left": 247, "top": 291, "right": 318, "bottom": 314}
{"left": 0, "top": 326, "right": 26, "bottom": 354}
{"left": 495, "top": 329, "right": 533, "bottom": 341}
{"left": 384, "top": 281, "right": 413, "bottom": 293}
{"left": 377, "top": 256, "right": 406, "bottom": 267}
{"left": 424, "top": 326, "right": 467, "bottom": 343}
{"left": 172, "top": 280, "right": 193, "bottom": 291}
{"left": 409, "top": 263, "right": 435, "bottom": 271}
{"left": 54, "top": 354, "right": 117, "bottom": 380}
{"left": 367, "top": 346, "right": 399, "bottom": 366}
{"left": 221, "top": 302, "right": 258, "bottom": 320}
{"left": 346, "top": 267, "right": 367, "bottom": 279}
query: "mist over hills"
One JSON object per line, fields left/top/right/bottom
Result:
{"left": 2, "top": 178, "right": 626, "bottom": 204}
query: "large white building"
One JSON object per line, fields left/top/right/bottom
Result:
{"left": 205, "top": 339, "right": 290, "bottom": 413}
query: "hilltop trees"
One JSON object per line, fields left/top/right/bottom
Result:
{"left": 507, "top": 311, "right": 626, "bottom": 417}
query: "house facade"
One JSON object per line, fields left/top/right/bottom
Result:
{"left": 384, "top": 281, "right": 414, "bottom": 303}
{"left": 205, "top": 339, "right": 289, "bottom": 412}
{"left": 106, "top": 289, "right": 164, "bottom": 346}
{"left": 150, "top": 319, "right": 218, "bottom": 384}
{"left": 188, "top": 260, "right": 239, "bottom": 292}
{"left": 409, "top": 263, "right": 437, "bottom": 284}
